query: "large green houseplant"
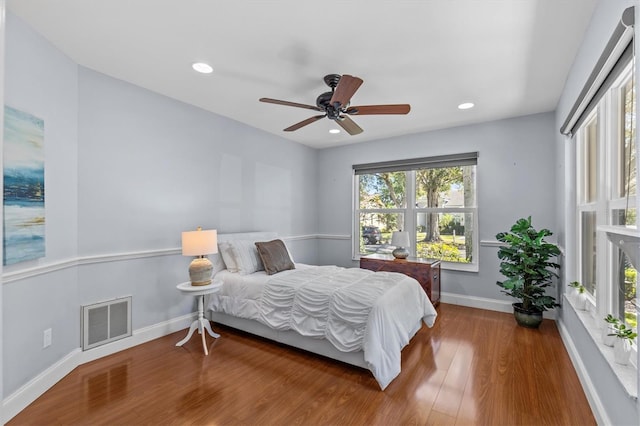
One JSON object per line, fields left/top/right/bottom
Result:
{"left": 496, "top": 217, "right": 561, "bottom": 328}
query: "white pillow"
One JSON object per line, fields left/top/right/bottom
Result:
{"left": 218, "top": 241, "right": 239, "bottom": 273}
{"left": 228, "top": 240, "right": 264, "bottom": 275}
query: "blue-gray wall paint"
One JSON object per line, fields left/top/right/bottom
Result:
{"left": 0, "top": 0, "right": 6, "bottom": 411}
{"left": 77, "top": 68, "right": 318, "bottom": 255}
{"left": 555, "top": 0, "right": 640, "bottom": 424}
{"left": 3, "top": 12, "right": 79, "bottom": 396}
{"left": 2, "top": 11, "right": 319, "bottom": 397}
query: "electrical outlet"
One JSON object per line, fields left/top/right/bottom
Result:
{"left": 43, "top": 328, "right": 52, "bottom": 348}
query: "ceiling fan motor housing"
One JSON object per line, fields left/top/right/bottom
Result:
{"left": 259, "top": 73, "right": 409, "bottom": 134}
{"left": 316, "top": 91, "right": 345, "bottom": 119}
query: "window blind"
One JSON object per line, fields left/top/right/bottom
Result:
{"left": 560, "top": 6, "right": 635, "bottom": 137}
{"left": 353, "top": 151, "right": 478, "bottom": 175}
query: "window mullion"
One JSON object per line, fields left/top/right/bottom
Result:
{"left": 601, "top": 91, "right": 619, "bottom": 317}
{"left": 405, "top": 170, "right": 416, "bottom": 253}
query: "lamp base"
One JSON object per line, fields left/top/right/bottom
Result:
{"left": 189, "top": 256, "right": 213, "bottom": 286}
{"left": 392, "top": 247, "right": 409, "bottom": 259}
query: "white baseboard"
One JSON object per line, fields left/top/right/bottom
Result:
{"left": 2, "top": 312, "right": 196, "bottom": 424}
{"left": 441, "top": 292, "right": 557, "bottom": 319}
{"left": 441, "top": 291, "right": 513, "bottom": 313}
{"left": 556, "top": 318, "right": 610, "bottom": 426}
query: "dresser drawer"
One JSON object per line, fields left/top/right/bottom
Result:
{"left": 360, "top": 255, "right": 440, "bottom": 306}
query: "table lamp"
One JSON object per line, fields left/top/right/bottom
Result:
{"left": 391, "top": 231, "right": 410, "bottom": 259}
{"left": 182, "top": 227, "right": 218, "bottom": 286}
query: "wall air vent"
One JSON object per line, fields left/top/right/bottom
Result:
{"left": 81, "top": 296, "right": 132, "bottom": 351}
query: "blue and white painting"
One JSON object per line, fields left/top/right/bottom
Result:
{"left": 3, "top": 106, "right": 45, "bottom": 265}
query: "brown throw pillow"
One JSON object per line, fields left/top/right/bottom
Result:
{"left": 255, "top": 239, "right": 295, "bottom": 275}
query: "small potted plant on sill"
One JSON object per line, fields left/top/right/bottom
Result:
{"left": 602, "top": 314, "right": 619, "bottom": 347}
{"left": 568, "top": 281, "right": 587, "bottom": 310}
{"left": 608, "top": 321, "right": 638, "bottom": 365}
{"left": 496, "top": 216, "right": 561, "bottom": 328}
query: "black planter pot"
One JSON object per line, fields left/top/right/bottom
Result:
{"left": 512, "top": 303, "right": 543, "bottom": 328}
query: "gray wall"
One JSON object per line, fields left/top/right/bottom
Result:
{"left": 554, "top": 0, "right": 640, "bottom": 424}
{"left": 317, "top": 112, "right": 558, "bottom": 303}
{"left": 3, "top": 12, "right": 79, "bottom": 396}
{"left": 76, "top": 68, "right": 319, "bottom": 329}
{"left": 0, "top": 0, "right": 6, "bottom": 412}
{"left": 2, "top": 11, "right": 318, "bottom": 397}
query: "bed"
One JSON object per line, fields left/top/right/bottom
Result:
{"left": 205, "top": 232, "right": 438, "bottom": 390}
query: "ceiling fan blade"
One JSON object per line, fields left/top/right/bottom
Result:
{"left": 284, "top": 115, "right": 326, "bottom": 132}
{"left": 330, "top": 75, "right": 363, "bottom": 108}
{"left": 260, "top": 98, "right": 323, "bottom": 111}
{"left": 336, "top": 115, "right": 363, "bottom": 135}
{"left": 346, "top": 104, "right": 411, "bottom": 115}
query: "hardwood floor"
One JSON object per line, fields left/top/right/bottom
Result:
{"left": 9, "top": 304, "right": 595, "bottom": 425}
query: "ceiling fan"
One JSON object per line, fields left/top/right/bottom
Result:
{"left": 259, "top": 74, "right": 411, "bottom": 135}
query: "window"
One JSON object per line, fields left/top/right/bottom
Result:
{"left": 574, "top": 61, "right": 637, "bottom": 337}
{"left": 353, "top": 153, "right": 478, "bottom": 271}
{"left": 577, "top": 114, "right": 598, "bottom": 296}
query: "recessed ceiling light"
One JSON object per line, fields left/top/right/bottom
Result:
{"left": 458, "top": 102, "right": 475, "bottom": 110}
{"left": 192, "top": 62, "right": 213, "bottom": 74}
{"left": 329, "top": 129, "right": 340, "bottom": 134}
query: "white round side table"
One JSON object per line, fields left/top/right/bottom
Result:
{"left": 175, "top": 280, "right": 222, "bottom": 355}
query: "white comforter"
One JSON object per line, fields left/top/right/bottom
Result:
{"left": 208, "top": 264, "right": 437, "bottom": 389}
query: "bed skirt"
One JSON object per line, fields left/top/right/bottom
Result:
{"left": 208, "top": 311, "right": 377, "bottom": 369}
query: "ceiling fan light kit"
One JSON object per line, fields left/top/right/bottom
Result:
{"left": 259, "top": 74, "right": 411, "bottom": 136}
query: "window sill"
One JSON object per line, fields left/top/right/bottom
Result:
{"left": 563, "top": 294, "right": 637, "bottom": 400}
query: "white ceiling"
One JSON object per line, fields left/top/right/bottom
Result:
{"left": 7, "top": 0, "right": 597, "bottom": 149}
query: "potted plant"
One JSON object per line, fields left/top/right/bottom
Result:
{"left": 602, "top": 314, "right": 619, "bottom": 347}
{"left": 496, "top": 217, "right": 561, "bottom": 328}
{"left": 568, "top": 281, "right": 587, "bottom": 310}
{"left": 608, "top": 321, "right": 638, "bottom": 365}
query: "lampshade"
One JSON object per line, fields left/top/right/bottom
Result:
{"left": 391, "top": 231, "right": 410, "bottom": 260}
{"left": 391, "top": 231, "right": 410, "bottom": 248}
{"left": 182, "top": 228, "right": 218, "bottom": 256}
{"left": 181, "top": 227, "right": 218, "bottom": 286}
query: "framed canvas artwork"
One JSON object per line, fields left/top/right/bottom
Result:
{"left": 3, "top": 106, "right": 45, "bottom": 265}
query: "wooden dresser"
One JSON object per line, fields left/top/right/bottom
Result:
{"left": 359, "top": 254, "right": 441, "bottom": 306}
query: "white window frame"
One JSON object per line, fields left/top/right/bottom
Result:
{"left": 352, "top": 161, "right": 479, "bottom": 272}
{"left": 574, "top": 63, "right": 637, "bottom": 352}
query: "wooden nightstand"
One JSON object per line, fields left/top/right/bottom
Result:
{"left": 360, "top": 254, "right": 441, "bottom": 306}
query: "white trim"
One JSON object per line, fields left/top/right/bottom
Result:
{"left": 3, "top": 259, "right": 77, "bottom": 283}
{"left": 441, "top": 292, "right": 513, "bottom": 313}
{"left": 479, "top": 240, "right": 505, "bottom": 248}
{"left": 2, "top": 313, "right": 196, "bottom": 424}
{"left": 440, "top": 292, "right": 557, "bottom": 320}
{"left": 439, "top": 261, "right": 479, "bottom": 273}
{"left": 556, "top": 315, "right": 611, "bottom": 426}
{"left": 1, "top": 348, "right": 80, "bottom": 424}
{"left": 2, "top": 234, "right": 324, "bottom": 284}
{"left": 315, "top": 234, "right": 350, "bottom": 240}
{"left": 77, "top": 248, "right": 180, "bottom": 266}
{"left": 280, "top": 234, "right": 318, "bottom": 241}
{"left": 2, "top": 249, "right": 179, "bottom": 284}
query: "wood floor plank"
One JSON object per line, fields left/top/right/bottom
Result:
{"left": 8, "top": 304, "right": 596, "bottom": 426}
